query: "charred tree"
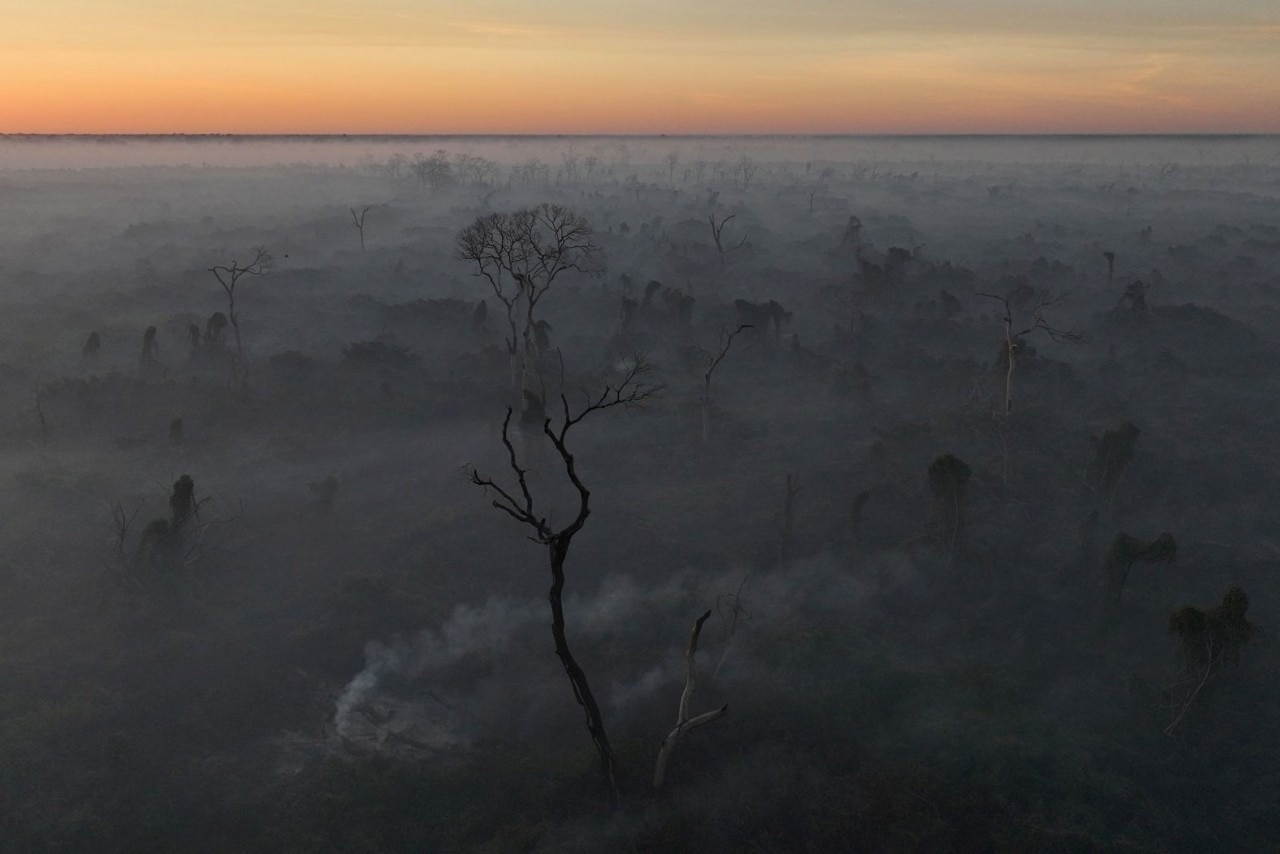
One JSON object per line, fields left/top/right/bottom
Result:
{"left": 469, "top": 360, "right": 660, "bottom": 797}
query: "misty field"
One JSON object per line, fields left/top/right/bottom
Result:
{"left": 1, "top": 135, "right": 1278, "bottom": 852}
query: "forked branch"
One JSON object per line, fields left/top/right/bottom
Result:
{"left": 654, "top": 609, "right": 728, "bottom": 789}
{"left": 708, "top": 214, "right": 748, "bottom": 270}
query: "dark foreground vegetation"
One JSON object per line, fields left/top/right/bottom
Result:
{"left": 1, "top": 135, "right": 1279, "bottom": 851}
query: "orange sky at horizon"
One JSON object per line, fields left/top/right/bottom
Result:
{"left": 4, "top": 1, "right": 1278, "bottom": 135}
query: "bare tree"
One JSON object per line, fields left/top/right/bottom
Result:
{"left": 654, "top": 609, "right": 728, "bottom": 790}
{"left": 976, "top": 288, "right": 1079, "bottom": 415}
{"left": 457, "top": 205, "right": 604, "bottom": 406}
{"left": 468, "top": 360, "right": 661, "bottom": 796}
{"left": 350, "top": 206, "right": 369, "bottom": 252}
{"left": 707, "top": 214, "right": 747, "bottom": 272}
{"left": 208, "top": 247, "right": 274, "bottom": 384}
{"left": 697, "top": 324, "right": 751, "bottom": 444}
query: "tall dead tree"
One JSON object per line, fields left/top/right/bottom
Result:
{"left": 469, "top": 360, "right": 660, "bottom": 796}
{"left": 207, "top": 247, "right": 274, "bottom": 384}
{"left": 977, "top": 288, "right": 1079, "bottom": 415}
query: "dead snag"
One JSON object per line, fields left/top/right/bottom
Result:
{"left": 469, "top": 359, "right": 660, "bottom": 798}
{"left": 654, "top": 609, "right": 728, "bottom": 790}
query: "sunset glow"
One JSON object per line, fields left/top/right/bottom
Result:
{"left": 4, "top": 0, "right": 1279, "bottom": 133}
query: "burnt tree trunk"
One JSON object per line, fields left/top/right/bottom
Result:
{"left": 548, "top": 535, "right": 616, "bottom": 792}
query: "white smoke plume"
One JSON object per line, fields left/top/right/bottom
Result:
{"left": 333, "top": 596, "right": 541, "bottom": 737}
{"left": 332, "top": 553, "right": 892, "bottom": 739}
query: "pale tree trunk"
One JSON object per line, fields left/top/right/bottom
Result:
{"left": 654, "top": 610, "right": 727, "bottom": 790}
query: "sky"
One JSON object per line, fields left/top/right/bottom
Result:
{"left": 3, "top": 0, "right": 1278, "bottom": 134}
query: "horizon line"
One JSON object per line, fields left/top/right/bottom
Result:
{"left": 3, "top": 132, "right": 1279, "bottom": 140}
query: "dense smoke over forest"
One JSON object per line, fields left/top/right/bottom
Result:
{"left": 0, "top": 134, "right": 1278, "bottom": 851}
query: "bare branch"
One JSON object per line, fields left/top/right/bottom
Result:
{"left": 699, "top": 325, "right": 750, "bottom": 444}
{"left": 701, "top": 324, "right": 752, "bottom": 378}
{"left": 468, "top": 408, "right": 549, "bottom": 539}
{"left": 708, "top": 214, "right": 748, "bottom": 270}
{"left": 654, "top": 608, "right": 728, "bottom": 789}
{"left": 207, "top": 246, "right": 274, "bottom": 384}
{"left": 977, "top": 287, "right": 1078, "bottom": 414}
{"left": 557, "top": 356, "right": 663, "bottom": 438}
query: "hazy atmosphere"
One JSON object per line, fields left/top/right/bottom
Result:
{"left": 0, "top": 133, "right": 1278, "bottom": 851}
{"left": 5, "top": 0, "right": 1280, "bottom": 133}
{"left": 4, "top": 2, "right": 1280, "bottom": 850}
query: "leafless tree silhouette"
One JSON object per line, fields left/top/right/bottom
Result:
{"left": 977, "top": 288, "right": 1079, "bottom": 414}
{"left": 458, "top": 204, "right": 604, "bottom": 406}
{"left": 469, "top": 359, "right": 660, "bottom": 797}
{"left": 707, "top": 214, "right": 748, "bottom": 271}
{"left": 208, "top": 247, "right": 274, "bottom": 384}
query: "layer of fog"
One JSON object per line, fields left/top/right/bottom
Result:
{"left": 1, "top": 133, "right": 1278, "bottom": 850}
